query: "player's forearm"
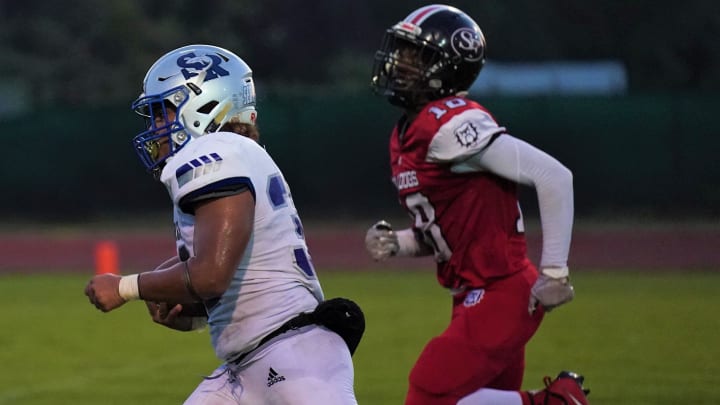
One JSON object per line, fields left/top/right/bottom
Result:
{"left": 122, "top": 259, "right": 229, "bottom": 303}
{"left": 461, "top": 134, "right": 574, "bottom": 268}
{"left": 535, "top": 170, "right": 574, "bottom": 268}
{"left": 514, "top": 140, "right": 574, "bottom": 268}
{"left": 130, "top": 263, "right": 199, "bottom": 302}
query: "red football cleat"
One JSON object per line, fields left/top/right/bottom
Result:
{"left": 525, "top": 371, "right": 590, "bottom": 405}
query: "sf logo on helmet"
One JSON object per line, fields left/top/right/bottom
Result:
{"left": 177, "top": 53, "right": 230, "bottom": 81}
{"left": 451, "top": 28, "right": 483, "bottom": 62}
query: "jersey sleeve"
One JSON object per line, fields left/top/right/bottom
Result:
{"left": 165, "top": 137, "right": 256, "bottom": 213}
{"left": 426, "top": 108, "right": 506, "bottom": 163}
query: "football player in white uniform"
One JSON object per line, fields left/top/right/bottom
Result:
{"left": 85, "top": 44, "right": 362, "bottom": 404}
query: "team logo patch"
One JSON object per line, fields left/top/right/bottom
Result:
{"left": 454, "top": 121, "right": 480, "bottom": 147}
{"left": 451, "top": 28, "right": 484, "bottom": 62}
{"left": 463, "top": 288, "right": 485, "bottom": 307}
{"left": 176, "top": 153, "right": 223, "bottom": 187}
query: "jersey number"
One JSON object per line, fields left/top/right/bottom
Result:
{"left": 267, "top": 174, "right": 315, "bottom": 277}
{"left": 405, "top": 192, "right": 452, "bottom": 262}
{"left": 428, "top": 98, "right": 467, "bottom": 120}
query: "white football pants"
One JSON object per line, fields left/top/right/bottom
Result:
{"left": 183, "top": 325, "right": 358, "bottom": 405}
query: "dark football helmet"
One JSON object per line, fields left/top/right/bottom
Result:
{"left": 371, "top": 4, "right": 486, "bottom": 110}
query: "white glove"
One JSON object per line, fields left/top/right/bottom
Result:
{"left": 365, "top": 220, "right": 399, "bottom": 261}
{"left": 529, "top": 268, "right": 575, "bottom": 315}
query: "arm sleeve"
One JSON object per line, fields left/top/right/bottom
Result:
{"left": 452, "top": 134, "right": 574, "bottom": 269}
{"left": 426, "top": 108, "right": 506, "bottom": 163}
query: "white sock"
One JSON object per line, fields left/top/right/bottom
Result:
{"left": 457, "top": 388, "right": 523, "bottom": 405}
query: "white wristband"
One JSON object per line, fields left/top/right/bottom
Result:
{"left": 541, "top": 266, "right": 569, "bottom": 279}
{"left": 118, "top": 274, "right": 141, "bottom": 301}
{"left": 396, "top": 228, "right": 422, "bottom": 257}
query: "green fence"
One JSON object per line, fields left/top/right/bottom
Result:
{"left": 3, "top": 93, "right": 718, "bottom": 221}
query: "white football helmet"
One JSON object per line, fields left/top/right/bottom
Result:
{"left": 131, "top": 44, "right": 257, "bottom": 175}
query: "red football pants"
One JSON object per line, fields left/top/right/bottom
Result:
{"left": 405, "top": 265, "right": 544, "bottom": 405}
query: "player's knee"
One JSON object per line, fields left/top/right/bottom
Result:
{"left": 408, "top": 336, "right": 480, "bottom": 397}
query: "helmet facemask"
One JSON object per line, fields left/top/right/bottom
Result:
{"left": 131, "top": 86, "right": 191, "bottom": 179}
{"left": 372, "top": 31, "right": 449, "bottom": 109}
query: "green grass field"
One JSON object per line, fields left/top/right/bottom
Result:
{"left": 1, "top": 270, "right": 718, "bottom": 404}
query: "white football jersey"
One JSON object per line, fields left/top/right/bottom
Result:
{"left": 160, "top": 132, "right": 324, "bottom": 361}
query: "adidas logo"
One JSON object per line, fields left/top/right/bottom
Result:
{"left": 267, "top": 367, "right": 286, "bottom": 387}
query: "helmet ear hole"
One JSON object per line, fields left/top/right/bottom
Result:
{"left": 197, "top": 101, "right": 218, "bottom": 114}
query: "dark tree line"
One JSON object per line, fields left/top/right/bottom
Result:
{"left": 1, "top": 0, "right": 717, "bottom": 106}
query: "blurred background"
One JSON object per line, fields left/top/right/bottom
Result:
{"left": 1, "top": 0, "right": 718, "bottom": 225}
{"left": 1, "top": 2, "right": 719, "bottom": 404}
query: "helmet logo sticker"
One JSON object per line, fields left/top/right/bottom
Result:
{"left": 177, "top": 53, "right": 230, "bottom": 81}
{"left": 454, "top": 121, "right": 480, "bottom": 147}
{"left": 451, "top": 28, "right": 483, "bottom": 62}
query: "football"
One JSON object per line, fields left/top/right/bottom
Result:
{"left": 172, "top": 301, "right": 208, "bottom": 318}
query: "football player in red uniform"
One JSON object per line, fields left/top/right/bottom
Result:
{"left": 365, "top": 5, "right": 590, "bottom": 405}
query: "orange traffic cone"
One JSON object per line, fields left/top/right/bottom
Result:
{"left": 94, "top": 240, "right": 119, "bottom": 275}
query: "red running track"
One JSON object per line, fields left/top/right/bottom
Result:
{"left": 1, "top": 225, "right": 718, "bottom": 274}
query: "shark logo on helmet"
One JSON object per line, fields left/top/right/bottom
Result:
{"left": 177, "top": 53, "right": 230, "bottom": 81}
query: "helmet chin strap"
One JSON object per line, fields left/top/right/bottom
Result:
{"left": 151, "top": 161, "right": 166, "bottom": 181}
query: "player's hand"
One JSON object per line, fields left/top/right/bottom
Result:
{"left": 145, "top": 301, "right": 194, "bottom": 331}
{"left": 529, "top": 269, "right": 575, "bottom": 315}
{"left": 85, "top": 274, "right": 126, "bottom": 312}
{"left": 365, "top": 220, "right": 399, "bottom": 261}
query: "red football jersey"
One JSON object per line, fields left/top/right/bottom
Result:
{"left": 389, "top": 96, "right": 533, "bottom": 290}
